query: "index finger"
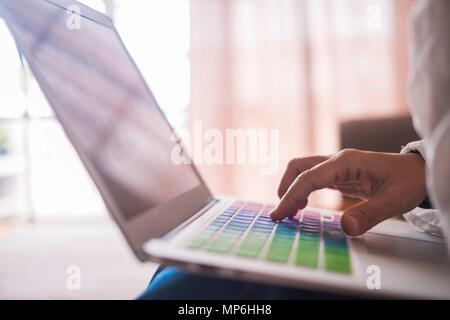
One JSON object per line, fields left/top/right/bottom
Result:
{"left": 278, "top": 156, "right": 329, "bottom": 198}
{"left": 270, "top": 155, "right": 350, "bottom": 221}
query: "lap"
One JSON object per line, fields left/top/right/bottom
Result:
{"left": 137, "top": 266, "right": 351, "bottom": 300}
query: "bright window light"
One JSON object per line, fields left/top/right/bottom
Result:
{"left": 0, "top": 0, "right": 191, "bottom": 218}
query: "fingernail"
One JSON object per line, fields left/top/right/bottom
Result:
{"left": 269, "top": 209, "right": 278, "bottom": 221}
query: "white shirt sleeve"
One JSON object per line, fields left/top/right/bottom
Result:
{"left": 400, "top": 140, "right": 444, "bottom": 238}
{"left": 407, "top": 0, "right": 450, "bottom": 252}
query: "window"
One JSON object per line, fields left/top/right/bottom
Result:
{"left": 0, "top": 0, "right": 191, "bottom": 219}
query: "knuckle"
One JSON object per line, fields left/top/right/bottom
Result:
{"left": 287, "top": 157, "right": 302, "bottom": 170}
{"left": 338, "top": 148, "right": 358, "bottom": 158}
{"left": 296, "top": 170, "right": 315, "bottom": 192}
{"left": 297, "top": 168, "right": 312, "bottom": 180}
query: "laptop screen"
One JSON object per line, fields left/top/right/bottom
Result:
{"left": 1, "top": 0, "right": 202, "bottom": 220}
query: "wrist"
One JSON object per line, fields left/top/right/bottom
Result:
{"left": 406, "top": 150, "right": 432, "bottom": 209}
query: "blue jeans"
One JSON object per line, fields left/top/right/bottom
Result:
{"left": 137, "top": 266, "right": 352, "bottom": 300}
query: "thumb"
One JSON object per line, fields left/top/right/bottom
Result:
{"left": 341, "top": 196, "right": 399, "bottom": 236}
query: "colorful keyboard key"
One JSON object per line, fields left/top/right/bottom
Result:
{"left": 207, "top": 205, "right": 259, "bottom": 253}
{"left": 237, "top": 220, "right": 273, "bottom": 257}
{"left": 188, "top": 202, "right": 351, "bottom": 275}
{"left": 266, "top": 221, "right": 296, "bottom": 263}
{"left": 294, "top": 212, "right": 320, "bottom": 267}
{"left": 188, "top": 201, "right": 242, "bottom": 249}
{"left": 323, "top": 229, "right": 351, "bottom": 273}
{"left": 295, "top": 230, "right": 319, "bottom": 268}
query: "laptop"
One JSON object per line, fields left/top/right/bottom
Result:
{"left": 2, "top": 0, "right": 449, "bottom": 299}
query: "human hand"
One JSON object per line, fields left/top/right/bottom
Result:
{"left": 270, "top": 149, "right": 427, "bottom": 236}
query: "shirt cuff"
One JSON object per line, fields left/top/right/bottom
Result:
{"left": 400, "top": 140, "right": 442, "bottom": 237}
{"left": 400, "top": 139, "right": 426, "bottom": 157}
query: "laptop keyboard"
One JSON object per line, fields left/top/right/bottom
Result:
{"left": 187, "top": 201, "right": 351, "bottom": 274}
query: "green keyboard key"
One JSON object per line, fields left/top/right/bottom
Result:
{"left": 208, "top": 236, "right": 238, "bottom": 253}
{"left": 207, "top": 222, "right": 246, "bottom": 253}
{"left": 236, "top": 218, "right": 275, "bottom": 258}
{"left": 237, "top": 235, "right": 267, "bottom": 258}
{"left": 323, "top": 230, "right": 351, "bottom": 273}
{"left": 237, "top": 243, "right": 264, "bottom": 258}
{"left": 188, "top": 229, "right": 215, "bottom": 248}
{"left": 188, "top": 238, "right": 206, "bottom": 249}
{"left": 267, "top": 246, "right": 291, "bottom": 262}
{"left": 296, "top": 238, "right": 319, "bottom": 268}
{"left": 188, "top": 205, "right": 242, "bottom": 249}
{"left": 324, "top": 250, "right": 350, "bottom": 273}
{"left": 266, "top": 226, "right": 296, "bottom": 263}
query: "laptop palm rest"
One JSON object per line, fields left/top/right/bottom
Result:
{"left": 363, "top": 232, "right": 449, "bottom": 265}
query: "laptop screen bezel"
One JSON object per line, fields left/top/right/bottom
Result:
{"left": 1, "top": 0, "right": 214, "bottom": 258}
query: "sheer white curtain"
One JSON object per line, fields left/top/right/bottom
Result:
{"left": 189, "top": 0, "right": 412, "bottom": 207}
